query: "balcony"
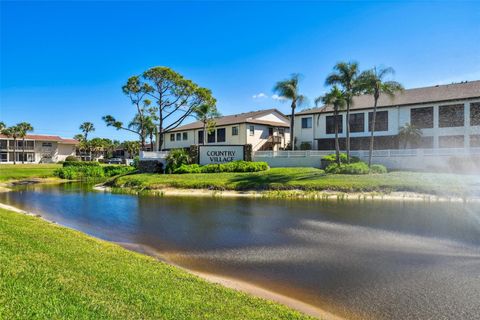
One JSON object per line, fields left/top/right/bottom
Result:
{"left": 268, "top": 136, "right": 282, "bottom": 144}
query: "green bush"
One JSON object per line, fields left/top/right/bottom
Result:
{"left": 65, "top": 156, "right": 79, "bottom": 162}
{"left": 322, "top": 153, "right": 360, "bottom": 164}
{"left": 325, "top": 162, "right": 370, "bottom": 174}
{"left": 172, "top": 161, "right": 269, "bottom": 174}
{"left": 369, "top": 164, "right": 388, "bottom": 174}
{"left": 63, "top": 161, "right": 100, "bottom": 168}
{"left": 132, "top": 156, "right": 140, "bottom": 169}
{"left": 299, "top": 142, "right": 312, "bottom": 150}
{"left": 103, "top": 165, "right": 135, "bottom": 177}
{"left": 165, "top": 149, "right": 191, "bottom": 173}
{"left": 54, "top": 166, "right": 105, "bottom": 180}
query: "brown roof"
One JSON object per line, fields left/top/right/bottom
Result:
{"left": 0, "top": 134, "right": 78, "bottom": 144}
{"left": 168, "top": 109, "right": 289, "bottom": 132}
{"left": 297, "top": 80, "right": 480, "bottom": 115}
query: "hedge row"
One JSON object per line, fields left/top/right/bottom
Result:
{"left": 173, "top": 161, "right": 269, "bottom": 174}
{"left": 63, "top": 161, "right": 100, "bottom": 167}
{"left": 325, "top": 162, "right": 387, "bottom": 174}
{"left": 54, "top": 165, "right": 134, "bottom": 180}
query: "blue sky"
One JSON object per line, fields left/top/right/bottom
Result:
{"left": 1, "top": 1, "right": 479, "bottom": 141}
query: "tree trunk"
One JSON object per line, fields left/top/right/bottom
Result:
{"left": 290, "top": 101, "right": 296, "bottom": 151}
{"left": 334, "top": 107, "right": 340, "bottom": 166}
{"left": 13, "top": 138, "right": 17, "bottom": 165}
{"left": 150, "top": 133, "right": 153, "bottom": 150}
{"left": 203, "top": 121, "right": 206, "bottom": 145}
{"left": 368, "top": 97, "right": 379, "bottom": 167}
{"left": 22, "top": 137, "right": 25, "bottom": 164}
{"left": 345, "top": 100, "right": 351, "bottom": 163}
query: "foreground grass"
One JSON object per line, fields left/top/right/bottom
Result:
{"left": 0, "top": 208, "right": 310, "bottom": 320}
{"left": 0, "top": 164, "right": 61, "bottom": 181}
{"left": 112, "top": 168, "right": 479, "bottom": 196}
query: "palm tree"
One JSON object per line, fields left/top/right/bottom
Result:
{"left": 144, "top": 116, "right": 158, "bottom": 150}
{"left": 193, "top": 104, "right": 220, "bottom": 145}
{"left": 398, "top": 123, "right": 422, "bottom": 149}
{"left": 316, "top": 86, "right": 346, "bottom": 166}
{"left": 273, "top": 74, "right": 306, "bottom": 150}
{"left": 17, "top": 122, "right": 34, "bottom": 164}
{"left": 0, "top": 122, "right": 5, "bottom": 131}
{"left": 79, "top": 122, "right": 95, "bottom": 141}
{"left": 326, "top": 62, "right": 360, "bottom": 162}
{"left": 358, "top": 67, "right": 404, "bottom": 166}
{"left": 2, "top": 125, "right": 21, "bottom": 164}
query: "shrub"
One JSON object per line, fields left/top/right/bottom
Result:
{"left": 132, "top": 156, "right": 140, "bottom": 169}
{"left": 103, "top": 165, "right": 135, "bottom": 177}
{"left": 165, "top": 149, "right": 191, "bottom": 173}
{"left": 299, "top": 142, "right": 312, "bottom": 150}
{"left": 63, "top": 161, "right": 100, "bottom": 168}
{"left": 322, "top": 153, "right": 360, "bottom": 164}
{"left": 325, "top": 162, "right": 370, "bottom": 174}
{"left": 65, "top": 156, "right": 79, "bottom": 162}
{"left": 54, "top": 166, "right": 105, "bottom": 180}
{"left": 172, "top": 161, "right": 269, "bottom": 174}
{"left": 369, "top": 164, "right": 388, "bottom": 174}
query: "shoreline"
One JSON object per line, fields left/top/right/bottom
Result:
{"left": 0, "top": 201, "right": 339, "bottom": 320}
{"left": 95, "top": 184, "right": 479, "bottom": 203}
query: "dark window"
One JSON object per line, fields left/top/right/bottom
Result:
{"left": 439, "top": 104, "right": 464, "bottom": 128}
{"left": 470, "top": 135, "right": 480, "bottom": 147}
{"left": 207, "top": 131, "right": 216, "bottom": 143}
{"left": 368, "top": 111, "right": 388, "bottom": 132}
{"left": 417, "top": 136, "right": 434, "bottom": 149}
{"left": 182, "top": 132, "right": 188, "bottom": 140}
{"left": 232, "top": 126, "right": 238, "bottom": 136}
{"left": 326, "top": 115, "right": 343, "bottom": 134}
{"left": 42, "top": 142, "right": 53, "bottom": 147}
{"left": 0, "top": 152, "right": 7, "bottom": 162}
{"left": 198, "top": 131, "right": 204, "bottom": 144}
{"left": 471, "top": 103, "right": 480, "bottom": 126}
{"left": 217, "top": 128, "right": 226, "bottom": 142}
{"left": 411, "top": 107, "right": 434, "bottom": 129}
{"left": 176, "top": 133, "right": 181, "bottom": 141}
{"left": 279, "top": 128, "right": 285, "bottom": 136}
{"left": 301, "top": 117, "right": 312, "bottom": 129}
{"left": 439, "top": 135, "right": 465, "bottom": 148}
{"left": 170, "top": 134, "right": 175, "bottom": 141}
{"left": 349, "top": 113, "right": 364, "bottom": 132}
{"left": 0, "top": 140, "right": 7, "bottom": 149}
{"left": 249, "top": 125, "right": 255, "bottom": 136}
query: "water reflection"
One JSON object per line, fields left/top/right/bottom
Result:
{"left": 1, "top": 182, "right": 479, "bottom": 320}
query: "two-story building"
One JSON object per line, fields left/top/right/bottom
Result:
{"left": 161, "top": 109, "right": 290, "bottom": 151}
{"left": 294, "top": 81, "right": 480, "bottom": 150}
{"left": 0, "top": 134, "right": 78, "bottom": 163}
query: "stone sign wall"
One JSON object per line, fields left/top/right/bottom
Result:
{"left": 199, "top": 145, "right": 245, "bottom": 165}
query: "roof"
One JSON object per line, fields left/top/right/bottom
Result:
{"left": 167, "top": 108, "right": 289, "bottom": 132}
{"left": 0, "top": 134, "right": 78, "bottom": 144}
{"left": 297, "top": 80, "right": 480, "bottom": 115}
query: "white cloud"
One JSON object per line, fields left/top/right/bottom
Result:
{"left": 272, "top": 94, "right": 286, "bottom": 101}
{"left": 252, "top": 93, "right": 268, "bottom": 99}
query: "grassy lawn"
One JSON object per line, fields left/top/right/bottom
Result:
{"left": 0, "top": 164, "right": 61, "bottom": 181}
{"left": 112, "top": 168, "right": 479, "bottom": 196}
{"left": 0, "top": 208, "right": 310, "bottom": 320}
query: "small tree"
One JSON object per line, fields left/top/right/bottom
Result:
{"left": 165, "top": 148, "right": 191, "bottom": 173}
{"left": 317, "top": 86, "right": 346, "bottom": 166}
{"left": 273, "top": 74, "right": 306, "bottom": 151}
{"left": 358, "top": 66, "right": 403, "bottom": 166}
{"left": 398, "top": 123, "right": 422, "bottom": 149}
{"left": 122, "top": 141, "right": 140, "bottom": 158}
{"left": 79, "top": 122, "right": 95, "bottom": 161}
{"left": 193, "top": 104, "right": 220, "bottom": 145}
{"left": 17, "top": 122, "right": 34, "bottom": 164}
{"left": 2, "top": 125, "right": 21, "bottom": 164}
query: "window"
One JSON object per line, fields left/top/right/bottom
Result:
{"left": 470, "top": 135, "right": 480, "bottom": 147}
{"left": 170, "top": 134, "right": 175, "bottom": 141}
{"left": 232, "top": 126, "right": 238, "bottom": 136}
{"left": 0, "top": 152, "right": 7, "bottom": 162}
{"left": 207, "top": 130, "right": 216, "bottom": 143}
{"left": 411, "top": 107, "right": 434, "bottom": 129}
{"left": 301, "top": 117, "right": 312, "bottom": 129}
{"left": 176, "top": 133, "right": 181, "bottom": 141}
{"left": 0, "top": 140, "right": 7, "bottom": 149}
{"left": 471, "top": 103, "right": 480, "bottom": 126}
{"left": 278, "top": 128, "right": 285, "bottom": 136}
{"left": 42, "top": 142, "right": 53, "bottom": 147}
{"left": 249, "top": 125, "right": 255, "bottom": 136}
{"left": 182, "top": 132, "right": 188, "bottom": 140}
{"left": 26, "top": 141, "right": 34, "bottom": 150}
{"left": 439, "top": 104, "right": 464, "bottom": 128}
{"left": 198, "top": 130, "right": 204, "bottom": 144}
{"left": 326, "top": 115, "right": 343, "bottom": 134}
{"left": 349, "top": 113, "right": 364, "bottom": 132}
{"left": 368, "top": 111, "right": 388, "bottom": 132}
{"left": 439, "top": 135, "right": 465, "bottom": 148}
{"left": 217, "top": 128, "right": 226, "bottom": 142}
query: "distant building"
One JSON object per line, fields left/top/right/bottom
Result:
{"left": 0, "top": 134, "right": 78, "bottom": 163}
{"left": 161, "top": 109, "right": 291, "bottom": 151}
{"left": 294, "top": 81, "right": 480, "bottom": 150}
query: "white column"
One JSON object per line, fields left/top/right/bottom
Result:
{"left": 465, "top": 102, "right": 471, "bottom": 149}
{"left": 433, "top": 105, "right": 439, "bottom": 149}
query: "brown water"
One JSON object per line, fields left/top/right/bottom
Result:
{"left": 1, "top": 182, "right": 480, "bottom": 319}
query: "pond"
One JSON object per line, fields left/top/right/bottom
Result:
{"left": 1, "top": 182, "right": 480, "bottom": 320}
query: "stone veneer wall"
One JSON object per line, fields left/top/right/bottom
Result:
{"left": 138, "top": 160, "right": 164, "bottom": 173}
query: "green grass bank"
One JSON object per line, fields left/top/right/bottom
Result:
{"left": 0, "top": 164, "right": 61, "bottom": 182}
{"left": 0, "top": 208, "right": 310, "bottom": 320}
{"left": 110, "top": 168, "right": 478, "bottom": 197}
